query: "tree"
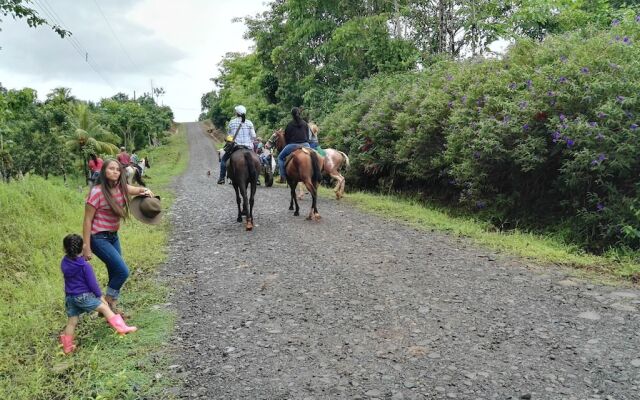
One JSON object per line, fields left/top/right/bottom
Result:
{"left": 65, "top": 103, "right": 119, "bottom": 183}
{"left": 0, "top": 0, "right": 70, "bottom": 39}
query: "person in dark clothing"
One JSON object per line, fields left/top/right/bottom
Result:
{"left": 278, "top": 107, "right": 311, "bottom": 183}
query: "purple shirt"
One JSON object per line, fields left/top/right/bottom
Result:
{"left": 61, "top": 256, "right": 102, "bottom": 297}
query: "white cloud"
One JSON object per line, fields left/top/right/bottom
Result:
{"left": 0, "top": 0, "right": 268, "bottom": 121}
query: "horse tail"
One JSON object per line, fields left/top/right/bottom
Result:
{"left": 339, "top": 151, "right": 350, "bottom": 171}
{"left": 310, "top": 151, "right": 322, "bottom": 184}
{"left": 244, "top": 150, "right": 257, "bottom": 183}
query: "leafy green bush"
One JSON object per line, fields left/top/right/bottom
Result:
{"left": 322, "top": 15, "right": 640, "bottom": 252}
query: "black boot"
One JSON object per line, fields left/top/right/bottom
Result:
{"left": 217, "top": 178, "right": 225, "bottom": 184}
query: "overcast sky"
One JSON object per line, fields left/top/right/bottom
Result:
{"left": 0, "top": 0, "right": 268, "bottom": 121}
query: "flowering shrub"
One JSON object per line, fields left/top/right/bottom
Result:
{"left": 322, "top": 15, "right": 640, "bottom": 252}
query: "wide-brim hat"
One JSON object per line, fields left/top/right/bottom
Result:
{"left": 130, "top": 195, "right": 162, "bottom": 225}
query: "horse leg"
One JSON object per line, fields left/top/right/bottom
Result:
{"left": 328, "top": 171, "right": 343, "bottom": 199}
{"left": 303, "top": 179, "right": 319, "bottom": 220}
{"left": 246, "top": 178, "right": 256, "bottom": 231}
{"left": 289, "top": 181, "right": 300, "bottom": 216}
{"left": 233, "top": 184, "right": 243, "bottom": 222}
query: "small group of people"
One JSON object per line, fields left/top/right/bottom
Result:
{"left": 59, "top": 157, "right": 162, "bottom": 354}
{"left": 217, "top": 105, "right": 321, "bottom": 184}
{"left": 89, "top": 147, "right": 148, "bottom": 187}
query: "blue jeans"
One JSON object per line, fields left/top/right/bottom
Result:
{"left": 278, "top": 143, "right": 310, "bottom": 179}
{"left": 219, "top": 151, "right": 231, "bottom": 180}
{"left": 65, "top": 293, "right": 102, "bottom": 317}
{"left": 90, "top": 231, "right": 129, "bottom": 299}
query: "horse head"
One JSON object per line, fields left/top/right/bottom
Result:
{"left": 266, "top": 129, "right": 285, "bottom": 152}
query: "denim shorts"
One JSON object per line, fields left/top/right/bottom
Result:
{"left": 65, "top": 293, "right": 102, "bottom": 317}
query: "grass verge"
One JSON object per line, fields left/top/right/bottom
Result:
{"left": 0, "top": 126, "right": 188, "bottom": 399}
{"left": 331, "top": 190, "right": 640, "bottom": 283}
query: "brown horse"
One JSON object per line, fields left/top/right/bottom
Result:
{"left": 269, "top": 129, "right": 323, "bottom": 220}
{"left": 227, "top": 148, "right": 261, "bottom": 230}
{"left": 267, "top": 129, "right": 350, "bottom": 200}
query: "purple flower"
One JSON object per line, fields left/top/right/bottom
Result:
{"left": 559, "top": 113, "right": 567, "bottom": 121}
{"left": 523, "top": 124, "right": 530, "bottom": 131}
{"left": 598, "top": 153, "right": 607, "bottom": 162}
{"left": 612, "top": 19, "right": 620, "bottom": 26}
{"left": 581, "top": 67, "right": 590, "bottom": 74}
{"left": 509, "top": 82, "right": 516, "bottom": 90}
{"left": 615, "top": 35, "right": 621, "bottom": 41}
{"left": 589, "top": 121, "right": 597, "bottom": 127}
{"left": 566, "top": 138, "right": 575, "bottom": 148}
{"left": 503, "top": 115, "right": 511, "bottom": 124}
{"left": 461, "top": 95, "right": 467, "bottom": 102}
{"left": 558, "top": 76, "right": 568, "bottom": 84}
{"left": 623, "top": 36, "right": 631, "bottom": 44}
{"left": 526, "top": 79, "right": 532, "bottom": 89}
{"left": 596, "top": 203, "right": 605, "bottom": 212}
{"left": 448, "top": 101, "right": 454, "bottom": 108}
{"left": 560, "top": 55, "right": 568, "bottom": 63}
{"left": 625, "top": 111, "right": 633, "bottom": 119}
{"left": 598, "top": 112, "right": 607, "bottom": 119}
{"left": 547, "top": 91, "right": 556, "bottom": 97}
{"left": 636, "top": 15, "right": 640, "bottom": 23}
{"left": 631, "top": 124, "right": 638, "bottom": 131}
{"left": 551, "top": 131, "right": 561, "bottom": 142}
{"left": 617, "top": 95, "right": 625, "bottom": 103}
{"left": 519, "top": 101, "right": 528, "bottom": 109}
{"left": 446, "top": 75, "right": 453, "bottom": 81}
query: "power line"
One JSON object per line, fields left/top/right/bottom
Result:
{"left": 32, "top": 0, "right": 116, "bottom": 89}
{"left": 91, "top": 0, "right": 141, "bottom": 74}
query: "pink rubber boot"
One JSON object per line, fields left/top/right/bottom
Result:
{"left": 59, "top": 334, "right": 76, "bottom": 354}
{"left": 107, "top": 314, "right": 137, "bottom": 335}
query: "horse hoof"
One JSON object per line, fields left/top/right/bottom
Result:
{"left": 237, "top": 217, "right": 243, "bottom": 223}
{"left": 289, "top": 206, "right": 294, "bottom": 210}
{"left": 314, "top": 214, "right": 321, "bottom": 221}
{"left": 306, "top": 215, "right": 312, "bottom": 220}
{"left": 294, "top": 211, "right": 299, "bottom": 216}
{"left": 246, "top": 223, "right": 253, "bottom": 231}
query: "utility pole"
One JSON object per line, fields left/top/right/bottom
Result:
{"left": 133, "top": 90, "right": 136, "bottom": 101}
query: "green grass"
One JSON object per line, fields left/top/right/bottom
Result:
{"left": 0, "top": 126, "right": 188, "bottom": 399}
{"left": 334, "top": 190, "right": 640, "bottom": 283}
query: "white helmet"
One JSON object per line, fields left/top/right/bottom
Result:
{"left": 234, "top": 105, "right": 247, "bottom": 115}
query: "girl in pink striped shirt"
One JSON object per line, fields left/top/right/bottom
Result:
{"left": 82, "top": 159, "right": 154, "bottom": 316}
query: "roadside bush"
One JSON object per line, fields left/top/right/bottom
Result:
{"left": 321, "top": 15, "right": 640, "bottom": 252}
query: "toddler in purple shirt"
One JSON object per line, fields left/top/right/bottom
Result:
{"left": 59, "top": 234, "right": 138, "bottom": 355}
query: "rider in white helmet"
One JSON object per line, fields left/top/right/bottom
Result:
{"left": 218, "top": 105, "right": 257, "bottom": 184}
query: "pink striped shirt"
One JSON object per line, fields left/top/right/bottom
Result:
{"left": 87, "top": 186, "right": 125, "bottom": 234}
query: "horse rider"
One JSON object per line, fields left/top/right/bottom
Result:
{"left": 117, "top": 147, "right": 130, "bottom": 167}
{"left": 218, "top": 105, "right": 257, "bottom": 184}
{"left": 278, "top": 107, "right": 311, "bottom": 183}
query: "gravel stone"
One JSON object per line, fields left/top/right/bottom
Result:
{"left": 160, "top": 123, "right": 640, "bottom": 400}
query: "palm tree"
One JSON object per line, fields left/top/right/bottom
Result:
{"left": 65, "top": 103, "right": 119, "bottom": 183}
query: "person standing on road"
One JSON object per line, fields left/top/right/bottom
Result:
{"left": 217, "top": 105, "right": 257, "bottom": 184}
{"left": 277, "top": 107, "right": 310, "bottom": 183}
{"left": 82, "top": 159, "right": 155, "bottom": 317}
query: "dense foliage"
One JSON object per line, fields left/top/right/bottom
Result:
{"left": 0, "top": 86, "right": 174, "bottom": 182}
{"left": 321, "top": 15, "right": 640, "bottom": 252}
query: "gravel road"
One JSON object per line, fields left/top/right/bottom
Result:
{"left": 160, "top": 122, "right": 640, "bottom": 399}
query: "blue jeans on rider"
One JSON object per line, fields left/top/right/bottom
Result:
{"left": 90, "top": 231, "right": 129, "bottom": 300}
{"left": 309, "top": 141, "right": 318, "bottom": 150}
{"left": 278, "top": 143, "right": 310, "bottom": 180}
{"left": 219, "top": 151, "right": 231, "bottom": 180}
